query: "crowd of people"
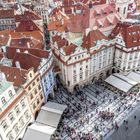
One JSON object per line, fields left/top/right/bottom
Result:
{"left": 50, "top": 80, "right": 140, "bottom": 140}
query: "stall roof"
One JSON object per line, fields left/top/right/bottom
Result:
{"left": 127, "top": 72, "right": 140, "bottom": 83}
{"left": 36, "top": 102, "right": 67, "bottom": 128}
{"left": 105, "top": 74, "right": 138, "bottom": 93}
{"left": 23, "top": 123, "right": 56, "bottom": 140}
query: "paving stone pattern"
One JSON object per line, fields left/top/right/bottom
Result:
{"left": 50, "top": 83, "right": 140, "bottom": 140}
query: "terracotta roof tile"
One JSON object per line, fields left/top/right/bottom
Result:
{"left": 12, "top": 52, "right": 41, "bottom": 72}
{"left": 110, "top": 22, "right": 140, "bottom": 48}
{"left": 15, "top": 11, "right": 42, "bottom": 22}
{"left": 0, "top": 9, "right": 14, "bottom": 19}
{"left": 0, "top": 30, "right": 12, "bottom": 46}
{"left": 0, "top": 65, "right": 27, "bottom": 87}
{"left": 10, "top": 31, "right": 44, "bottom": 49}
{"left": 82, "top": 29, "right": 109, "bottom": 49}
{"left": 16, "top": 20, "right": 42, "bottom": 32}
{"left": 7, "top": 47, "right": 49, "bottom": 59}
{"left": 63, "top": 43, "right": 77, "bottom": 55}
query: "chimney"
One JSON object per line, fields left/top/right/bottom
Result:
{"left": 89, "top": 1, "right": 92, "bottom": 9}
{"left": 27, "top": 42, "right": 30, "bottom": 48}
{"left": 15, "top": 61, "right": 21, "bottom": 69}
{"left": 0, "top": 72, "right": 6, "bottom": 81}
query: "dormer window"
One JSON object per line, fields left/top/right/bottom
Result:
{"left": 30, "top": 73, "right": 32, "bottom": 78}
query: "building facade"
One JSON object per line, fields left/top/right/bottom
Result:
{"left": 110, "top": 21, "right": 140, "bottom": 74}
{"left": 0, "top": 9, "right": 16, "bottom": 31}
{"left": 51, "top": 29, "right": 114, "bottom": 91}
{"left": 0, "top": 78, "right": 33, "bottom": 140}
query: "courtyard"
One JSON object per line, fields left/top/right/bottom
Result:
{"left": 49, "top": 82, "right": 140, "bottom": 140}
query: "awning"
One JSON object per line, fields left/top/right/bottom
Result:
{"left": 127, "top": 72, "right": 140, "bottom": 83}
{"left": 105, "top": 73, "right": 138, "bottom": 93}
{"left": 23, "top": 102, "right": 67, "bottom": 140}
{"left": 36, "top": 102, "right": 67, "bottom": 128}
{"left": 23, "top": 123, "right": 56, "bottom": 140}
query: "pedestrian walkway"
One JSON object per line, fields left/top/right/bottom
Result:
{"left": 50, "top": 82, "right": 140, "bottom": 140}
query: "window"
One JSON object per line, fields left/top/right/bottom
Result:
{"left": 30, "top": 73, "right": 32, "bottom": 78}
{"left": 86, "top": 65, "right": 88, "bottom": 69}
{"left": 13, "top": 124, "right": 19, "bottom": 134}
{"left": 73, "top": 70, "right": 76, "bottom": 74}
{"left": 37, "top": 98, "right": 40, "bottom": 105}
{"left": 40, "top": 94, "right": 43, "bottom": 100}
{"left": 7, "top": 132, "right": 14, "bottom": 140}
{"left": 135, "top": 52, "right": 138, "bottom": 59}
{"left": 25, "top": 111, "right": 29, "bottom": 120}
{"left": 99, "top": 63, "right": 101, "bottom": 69}
{"left": 1, "top": 120, "right": 8, "bottom": 131}
{"left": 8, "top": 112, "right": 15, "bottom": 123}
{"left": 20, "top": 99, "right": 25, "bottom": 109}
{"left": 80, "top": 67, "right": 82, "bottom": 71}
{"left": 38, "top": 85, "right": 41, "bottom": 90}
{"left": 80, "top": 73, "right": 83, "bottom": 80}
{"left": 37, "top": 78, "right": 39, "bottom": 82}
{"left": 19, "top": 117, "right": 24, "bottom": 127}
{"left": 33, "top": 103, "right": 36, "bottom": 109}
{"left": 1, "top": 97, "right": 6, "bottom": 105}
{"left": 73, "top": 76, "right": 77, "bottom": 83}
{"left": 28, "top": 86, "right": 31, "bottom": 91}
{"left": 33, "top": 82, "right": 35, "bottom": 86}
{"left": 129, "top": 53, "right": 133, "bottom": 60}
{"left": 9, "top": 90, "right": 13, "bottom": 98}
{"left": 30, "top": 94, "right": 34, "bottom": 100}
{"left": 34, "top": 89, "right": 37, "bottom": 95}
{"left": 14, "top": 105, "right": 20, "bottom": 116}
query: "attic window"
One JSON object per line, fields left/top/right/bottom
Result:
{"left": 30, "top": 73, "right": 32, "bottom": 78}
{"left": 99, "top": 25, "right": 103, "bottom": 28}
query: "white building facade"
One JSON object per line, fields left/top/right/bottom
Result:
{"left": 51, "top": 30, "right": 115, "bottom": 91}
{"left": 0, "top": 80, "right": 33, "bottom": 140}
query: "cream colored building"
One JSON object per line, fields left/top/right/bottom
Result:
{"left": 51, "top": 29, "right": 115, "bottom": 91}
{"left": 0, "top": 79, "right": 33, "bottom": 140}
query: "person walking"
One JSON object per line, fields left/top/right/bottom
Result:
{"left": 134, "top": 115, "right": 136, "bottom": 119}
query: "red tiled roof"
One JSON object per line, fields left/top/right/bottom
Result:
{"left": 0, "top": 65, "right": 28, "bottom": 87}
{"left": 82, "top": 29, "right": 109, "bottom": 49}
{"left": 16, "top": 20, "right": 42, "bottom": 32}
{"left": 110, "top": 22, "right": 140, "bottom": 48}
{"left": 10, "top": 31, "right": 44, "bottom": 49}
{"left": 0, "top": 9, "right": 14, "bottom": 19}
{"left": 63, "top": 43, "right": 77, "bottom": 55}
{"left": 0, "top": 52, "right": 5, "bottom": 59}
{"left": 0, "top": 30, "right": 12, "bottom": 46}
{"left": 12, "top": 52, "right": 41, "bottom": 72}
{"left": 15, "top": 11, "right": 42, "bottom": 22}
{"left": 7, "top": 47, "right": 49, "bottom": 59}
{"left": 57, "top": 38, "right": 68, "bottom": 49}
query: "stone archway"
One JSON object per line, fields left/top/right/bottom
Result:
{"left": 92, "top": 77, "right": 97, "bottom": 83}
{"left": 106, "top": 70, "right": 110, "bottom": 77}
{"left": 112, "top": 68, "right": 116, "bottom": 73}
{"left": 99, "top": 73, "right": 104, "bottom": 80}
{"left": 74, "top": 84, "right": 79, "bottom": 91}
